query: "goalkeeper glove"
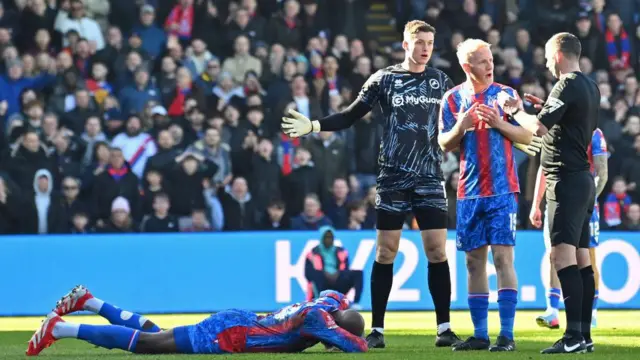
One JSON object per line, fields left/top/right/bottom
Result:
{"left": 281, "top": 109, "right": 321, "bottom": 138}
{"left": 514, "top": 136, "right": 542, "bottom": 156}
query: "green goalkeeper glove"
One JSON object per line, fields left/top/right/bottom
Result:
{"left": 281, "top": 109, "right": 321, "bottom": 138}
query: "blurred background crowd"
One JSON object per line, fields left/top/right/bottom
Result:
{"left": 0, "top": 0, "right": 639, "bottom": 234}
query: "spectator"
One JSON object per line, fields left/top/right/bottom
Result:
{"left": 0, "top": 176, "right": 22, "bottom": 234}
{"left": 166, "top": 151, "right": 216, "bottom": 219}
{"left": 118, "top": 67, "right": 160, "bottom": 116}
{"left": 145, "top": 129, "right": 180, "bottom": 176}
{"left": 604, "top": 176, "right": 633, "bottom": 228}
{"left": 21, "top": 169, "right": 68, "bottom": 234}
{"left": 260, "top": 198, "right": 290, "bottom": 230}
{"left": 111, "top": 115, "right": 157, "bottom": 179}
{"left": 8, "top": 130, "right": 57, "bottom": 192}
{"left": 0, "top": 57, "right": 56, "bottom": 118}
{"left": 248, "top": 137, "right": 281, "bottom": 210}
{"left": 141, "top": 169, "right": 168, "bottom": 216}
{"left": 164, "top": 0, "right": 195, "bottom": 43}
{"left": 182, "top": 208, "right": 213, "bottom": 232}
{"left": 132, "top": 5, "right": 167, "bottom": 60}
{"left": 304, "top": 226, "right": 363, "bottom": 307}
{"left": 140, "top": 192, "right": 179, "bottom": 233}
{"left": 283, "top": 146, "right": 322, "bottom": 215}
{"left": 291, "top": 193, "right": 332, "bottom": 230}
{"left": 220, "top": 176, "right": 258, "bottom": 230}
{"left": 60, "top": 176, "right": 88, "bottom": 222}
{"left": 304, "top": 131, "right": 348, "bottom": 202}
{"left": 81, "top": 116, "right": 108, "bottom": 166}
{"left": 603, "top": 13, "right": 634, "bottom": 73}
{"left": 624, "top": 203, "right": 640, "bottom": 230}
{"left": 222, "top": 35, "right": 262, "bottom": 84}
{"left": 70, "top": 211, "right": 94, "bottom": 234}
{"left": 101, "top": 196, "right": 137, "bottom": 232}
{"left": 324, "top": 178, "right": 351, "bottom": 229}
{"left": 91, "top": 147, "right": 140, "bottom": 224}
{"left": 346, "top": 200, "right": 369, "bottom": 230}
{"left": 54, "top": 0, "right": 105, "bottom": 51}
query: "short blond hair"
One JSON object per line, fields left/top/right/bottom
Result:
{"left": 456, "top": 38, "right": 491, "bottom": 64}
{"left": 403, "top": 20, "right": 436, "bottom": 40}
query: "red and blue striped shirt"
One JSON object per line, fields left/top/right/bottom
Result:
{"left": 439, "top": 82, "right": 520, "bottom": 199}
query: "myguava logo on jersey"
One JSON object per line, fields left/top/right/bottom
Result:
{"left": 392, "top": 95, "right": 405, "bottom": 106}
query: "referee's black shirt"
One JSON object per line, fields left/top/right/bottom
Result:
{"left": 537, "top": 71, "right": 599, "bottom": 181}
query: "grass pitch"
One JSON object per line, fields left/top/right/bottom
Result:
{"left": 1, "top": 311, "right": 638, "bottom": 359}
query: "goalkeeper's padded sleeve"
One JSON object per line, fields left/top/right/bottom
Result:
{"left": 318, "top": 100, "right": 372, "bottom": 131}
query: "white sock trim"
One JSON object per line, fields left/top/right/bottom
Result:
{"left": 437, "top": 322, "right": 451, "bottom": 335}
{"left": 372, "top": 327, "right": 384, "bottom": 334}
{"left": 52, "top": 322, "right": 80, "bottom": 339}
{"left": 84, "top": 298, "right": 105, "bottom": 313}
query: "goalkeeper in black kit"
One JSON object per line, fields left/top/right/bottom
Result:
{"left": 282, "top": 20, "right": 461, "bottom": 349}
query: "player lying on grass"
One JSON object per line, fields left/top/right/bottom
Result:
{"left": 26, "top": 286, "right": 367, "bottom": 356}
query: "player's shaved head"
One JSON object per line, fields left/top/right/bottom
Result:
{"left": 333, "top": 310, "right": 365, "bottom": 337}
{"left": 546, "top": 32, "right": 581, "bottom": 60}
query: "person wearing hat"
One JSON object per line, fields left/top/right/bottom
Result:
{"left": 100, "top": 196, "right": 137, "bottom": 233}
{"left": 574, "top": 11, "right": 606, "bottom": 69}
{"left": 131, "top": 5, "right": 167, "bottom": 59}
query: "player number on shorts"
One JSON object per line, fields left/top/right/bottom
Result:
{"left": 510, "top": 213, "right": 517, "bottom": 239}
{"left": 590, "top": 222, "right": 599, "bottom": 238}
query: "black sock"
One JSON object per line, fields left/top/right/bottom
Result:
{"left": 557, "top": 265, "right": 584, "bottom": 336}
{"left": 428, "top": 260, "right": 451, "bottom": 327}
{"left": 371, "top": 261, "right": 394, "bottom": 329}
{"left": 580, "top": 266, "right": 595, "bottom": 340}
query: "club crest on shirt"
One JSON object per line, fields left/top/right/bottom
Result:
{"left": 429, "top": 78, "right": 440, "bottom": 89}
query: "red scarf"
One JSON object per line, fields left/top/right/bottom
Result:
{"left": 168, "top": 86, "right": 192, "bottom": 117}
{"left": 165, "top": 5, "right": 194, "bottom": 39}
{"left": 605, "top": 28, "right": 631, "bottom": 70}
{"left": 285, "top": 17, "right": 296, "bottom": 29}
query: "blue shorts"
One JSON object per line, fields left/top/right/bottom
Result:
{"left": 173, "top": 309, "right": 257, "bottom": 354}
{"left": 456, "top": 193, "right": 518, "bottom": 252}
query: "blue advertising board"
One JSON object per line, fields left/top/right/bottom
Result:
{"left": 0, "top": 230, "right": 639, "bottom": 316}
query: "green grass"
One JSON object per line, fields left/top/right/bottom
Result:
{"left": 2, "top": 311, "right": 639, "bottom": 359}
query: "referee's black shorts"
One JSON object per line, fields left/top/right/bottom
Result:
{"left": 546, "top": 171, "right": 596, "bottom": 248}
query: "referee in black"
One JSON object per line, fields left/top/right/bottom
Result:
{"left": 501, "top": 32, "right": 598, "bottom": 354}
{"left": 281, "top": 20, "right": 461, "bottom": 349}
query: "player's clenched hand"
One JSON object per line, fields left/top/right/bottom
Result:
{"left": 524, "top": 93, "right": 545, "bottom": 110}
{"left": 529, "top": 207, "right": 542, "bottom": 228}
{"left": 281, "top": 109, "right": 320, "bottom": 138}
{"left": 459, "top": 102, "right": 479, "bottom": 130}
{"left": 476, "top": 103, "right": 501, "bottom": 128}
{"left": 514, "top": 136, "right": 542, "bottom": 156}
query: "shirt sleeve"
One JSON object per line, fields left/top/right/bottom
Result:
{"left": 356, "top": 70, "right": 384, "bottom": 107}
{"left": 300, "top": 309, "right": 368, "bottom": 353}
{"left": 591, "top": 129, "right": 608, "bottom": 157}
{"left": 439, "top": 90, "right": 457, "bottom": 134}
{"left": 537, "top": 77, "right": 575, "bottom": 129}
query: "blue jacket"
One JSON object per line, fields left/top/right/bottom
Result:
{"left": 131, "top": 25, "right": 166, "bottom": 59}
{"left": 118, "top": 84, "right": 161, "bottom": 115}
{"left": 0, "top": 74, "right": 57, "bottom": 118}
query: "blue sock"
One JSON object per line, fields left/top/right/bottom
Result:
{"left": 78, "top": 324, "right": 140, "bottom": 352}
{"left": 498, "top": 289, "right": 518, "bottom": 340}
{"left": 549, "top": 287, "right": 561, "bottom": 310}
{"left": 468, "top": 294, "right": 489, "bottom": 340}
{"left": 99, "top": 302, "right": 161, "bottom": 332}
{"left": 593, "top": 290, "right": 599, "bottom": 311}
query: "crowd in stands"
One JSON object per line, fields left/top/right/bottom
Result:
{"left": 1, "top": 0, "right": 640, "bottom": 234}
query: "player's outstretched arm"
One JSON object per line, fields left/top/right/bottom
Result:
{"left": 300, "top": 309, "right": 368, "bottom": 353}
{"left": 281, "top": 100, "right": 373, "bottom": 138}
